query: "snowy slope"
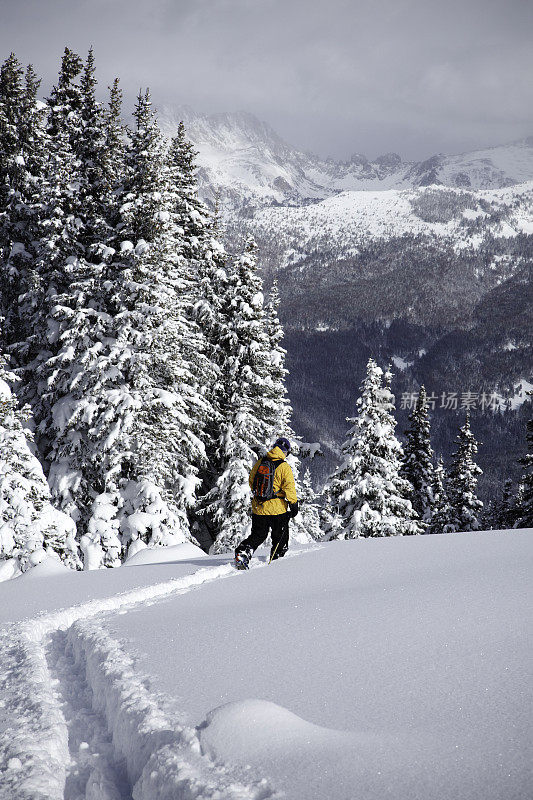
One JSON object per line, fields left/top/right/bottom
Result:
{"left": 1, "top": 531, "right": 531, "bottom": 800}
{"left": 406, "top": 139, "right": 533, "bottom": 190}
{"left": 249, "top": 182, "right": 533, "bottom": 265}
{"left": 158, "top": 106, "right": 533, "bottom": 209}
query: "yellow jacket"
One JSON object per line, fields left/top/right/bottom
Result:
{"left": 249, "top": 446, "right": 298, "bottom": 516}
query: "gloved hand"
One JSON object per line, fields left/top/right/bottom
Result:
{"left": 289, "top": 501, "right": 299, "bottom": 518}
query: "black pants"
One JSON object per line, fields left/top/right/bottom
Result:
{"left": 236, "top": 513, "right": 290, "bottom": 561}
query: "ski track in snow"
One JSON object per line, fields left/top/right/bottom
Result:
{"left": 47, "top": 629, "right": 130, "bottom": 800}
{"left": 0, "top": 557, "right": 287, "bottom": 800}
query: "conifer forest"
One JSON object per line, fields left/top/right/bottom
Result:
{"left": 0, "top": 48, "right": 531, "bottom": 574}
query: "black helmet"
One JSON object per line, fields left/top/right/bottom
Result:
{"left": 274, "top": 437, "right": 291, "bottom": 454}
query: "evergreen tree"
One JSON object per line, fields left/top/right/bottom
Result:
{"left": 264, "top": 280, "right": 293, "bottom": 437}
{"left": 19, "top": 48, "right": 86, "bottom": 432}
{"left": 515, "top": 395, "right": 533, "bottom": 527}
{"left": 5, "top": 63, "right": 48, "bottom": 353}
{"left": 167, "top": 123, "right": 229, "bottom": 475}
{"left": 77, "top": 48, "right": 116, "bottom": 249}
{"left": 299, "top": 468, "right": 322, "bottom": 541}
{"left": 326, "top": 359, "right": 421, "bottom": 538}
{"left": 120, "top": 88, "right": 167, "bottom": 242}
{"left": 102, "top": 77, "right": 126, "bottom": 222}
{"left": 23, "top": 51, "right": 124, "bottom": 568}
{"left": 0, "top": 53, "right": 25, "bottom": 347}
{"left": 447, "top": 412, "right": 483, "bottom": 532}
{"left": 401, "top": 385, "right": 435, "bottom": 527}
{"left": 319, "top": 487, "right": 344, "bottom": 540}
{"left": 0, "top": 55, "right": 47, "bottom": 352}
{"left": 0, "top": 53, "right": 25, "bottom": 217}
{"left": 72, "top": 89, "right": 213, "bottom": 559}
{"left": 0, "top": 351, "right": 79, "bottom": 571}
{"left": 427, "top": 456, "right": 453, "bottom": 534}
{"left": 261, "top": 280, "right": 313, "bottom": 543}
{"left": 494, "top": 478, "right": 516, "bottom": 530}
{"left": 204, "top": 238, "right": 275, "bottom": 553}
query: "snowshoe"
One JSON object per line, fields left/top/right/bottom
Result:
{"left": 234, "top": 552, "right": 250, "bottom": 570}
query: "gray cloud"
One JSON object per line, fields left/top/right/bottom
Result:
{"left": 1, "top": 0, "right": 532, "bottom": 159}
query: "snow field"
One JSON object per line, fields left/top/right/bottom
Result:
{"left": 1, "top": 533, "right": 531, "bottom": 800}
{"left": 1, "top": 543, "right": 212, "bottom": 626}
{"left": 67, "top": 618, "right": 276, "bottom": 800}
{"left": 103, "top": 532, "right": 532, "bottom": 800}
{"left": 0, "top": 554, "right": 273, "bottom": 800}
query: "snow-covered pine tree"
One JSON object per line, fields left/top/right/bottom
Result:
{"left": 299, "top": 468, "right": 322, "bottom": 541}
{"left": 164, "top": 124, "right": 229, "bottom": 546}
{"left": 0, "top": 53, "right": 25, "bottom": 347}
{"left": 164, "top": 123, "right": 219, "bottom": 440}
{"left": 77, "top": 48, "right": 116, "bottom": 249}
{"left": 493, "top": 478, "right": 516, "bottom": 530}
{"left": 19, "top": 48, "right": 86, "bottom": 436}
{"left": 401, "top": 385, "right": 435, "bottom": 528}
{"left": 23, "top": 51, "right": 125, "bottom": 568}
{"left": 0, "top": 53, "right": 25, "bottom": 232}
{"left": 262, "top": 280, "right": 313, "bottom": 544}
{"left": 91, "top": 89, "right": 213, "bottom": 557}
{"left": 320, "top": 456, "right": 345, "bottom": 539}
{"left": 264, "top": 280, "right": 293, "bottom": 437}
{"left": 515, "top": 395, "right": 533, "bottom": 527}
{"left": 513, "top": 482, "right": 526, "bottom": 525}
{"left": 326, "top": 359, "right": 421, "bottom": 538}
{"left": 204, "top": 238, "right": 275, "bottom": 553}
{"left": 0, "top": 55, "right": 47, "bottom": 352}
{"left": 447, "top": 412, "right": 483, "bottom": 532}
{"left": 102, "top": 77, "right": 126, "bottom": 224}
{"left": 0, "top": 351, "right": 79, "bottom": 572}
{"left": 192, "top": 237, "right": 229, "bottom": 521}
{"left": 319, "top": 490, "right": 344, "bottom": 540}
{"left": 427, "top": 456, "right": 453, "bottom": 534}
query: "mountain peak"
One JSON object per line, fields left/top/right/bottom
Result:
{"left": 158, "top": 104, "right": 533, "bottom": 209}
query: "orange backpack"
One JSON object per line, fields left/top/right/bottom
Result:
{"left": 252, "top": 457, "right": 283, "bottom": 504}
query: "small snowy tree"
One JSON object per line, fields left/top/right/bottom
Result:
{"left": 327, "top": 359, "right": 421, "bottom": 538}
{"left": 427, "top": 456, "right": 454, "bottom": 534}
{"left": 401, "top": 385, "right": 435, "bottom": 527}
{"left": 299, "top": 468, "right": 322, "bottom": 541}
{"left": 447, "top": 413, "right": 483, "bottom": 532}
{"left": 493, "top": 478, "right": 517, "bottom": 530}
{"left": 515, "top": 396, "right": 533, "bottom": 528}
{"left": 0, "top": 353, "right": 79, "bottom": 571}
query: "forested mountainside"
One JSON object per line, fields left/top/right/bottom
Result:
{"left": 160, "top": 107, "right": 533, "bottom": 500}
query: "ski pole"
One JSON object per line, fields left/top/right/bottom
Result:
{"left": 269, "top": 539, "right": 280, "bottom": 564}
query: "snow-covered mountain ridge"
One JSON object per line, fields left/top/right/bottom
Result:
{"left": 250, "top": 182, "right": 533, "bottom": 267}
{"left": 159, "top": 106, "right": 533, "bottom": 209}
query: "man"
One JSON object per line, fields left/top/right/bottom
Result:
{"left": 235, "top": 437, "right": 299, "bottom": 568}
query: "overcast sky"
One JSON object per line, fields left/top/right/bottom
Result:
{"left": 1, "top": 0, "right": 532, "bottom": 160}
